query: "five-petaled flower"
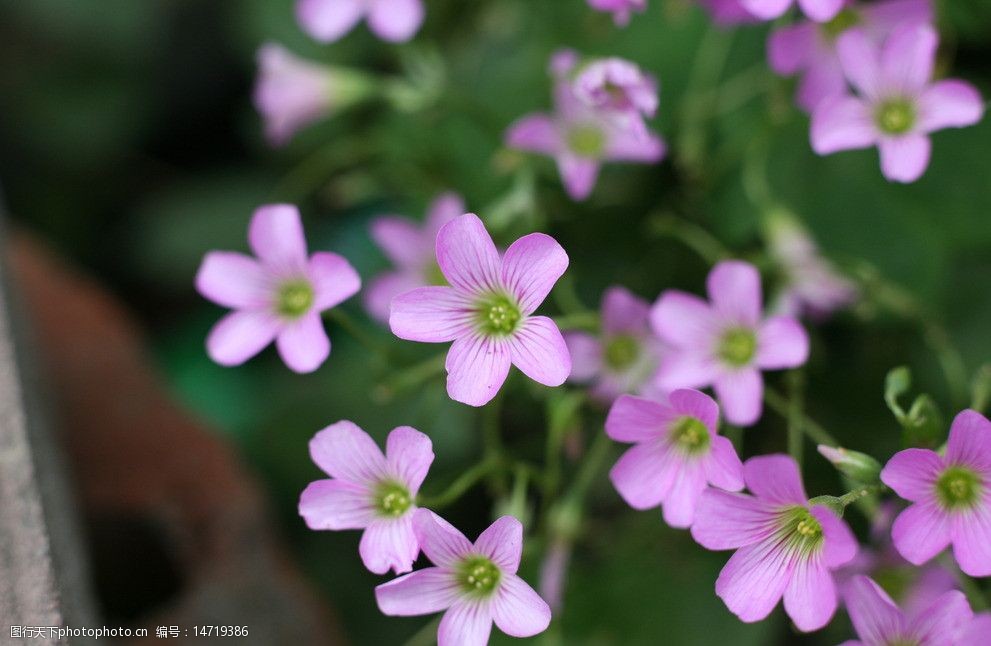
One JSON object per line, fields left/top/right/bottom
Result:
{"left": 692, "top": 454, "right": 858, "bottom": 631}
{"left": 811, "top": 23, "right": 985, "bottom": 183}
{"left": 296, "top": 0, "right": 424, "bottom": 43}
{"left": 841, "top": 574, "right": 973, "bottom": 646}
{"left": 606, "top": 388, "right": 744, "bottom": 527}
{"left": 299, "top": 421, "right": 434, "bottom": 575}
{"left": 365, "top": 192, "right": 464, "bottom": 323}
{"left": 650, "top": 260, "right": 809, "bottom": 426}
{"left": 587, "top": 0, "right": 647, "bottom": 26}
{"left": 195, "top": 204, "right": 361, "bottom": 373}
{"left": 376, "top": 510, "right": 551, "bottom": 646}
{"left": 253, "top": 44, "right": 338, "bottom": 147}
{"left": 389, "top": 213, "right": 572, "bottom": 407}
{"left": 570, "top": 55, "right": 658, "bottom": 140}
{"left": 881, "top": 409, "right": 991, "bottom": 577}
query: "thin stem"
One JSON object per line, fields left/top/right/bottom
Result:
{"left": 417, "top": 458, "right": 500, "bottom": 509}
{"left": 649, "top": 213, "right": 730, "bottom": 265}
{"left": 569, "top": 432, "right": 612, "bottom": 502}
{"left": 838, "top": 484, "right": 885, "bottom": 507}
{"left": 786, "top": 372, "right": 805, "bottom": 467}
{"left": 482, "top": 388, "right": 508, "bottom": 494}
{"left": 327, "top": 309, "right": 392, "bottom": 361}
{"left": 764, "top": 386, "right": 837, "bottom": 446}
{"left": 378, "top": 353, "right": 446, "bottom": 399}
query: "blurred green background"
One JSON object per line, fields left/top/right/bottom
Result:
{"left": 2, "top": 0, "right": 990, "bottom": 643}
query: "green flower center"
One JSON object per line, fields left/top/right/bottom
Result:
{"left": 276, "top": 280, "right": 315, "bottom": 318}
{"left": 935, "top": 466, "right": 982, "bottom": 510}
{"left": 670, "top": 416, "right": 710, "bottom": 455}
{"left": 875, "top": 99, "right": 916, "bottom": 135}
{"left": 780, "top": 507, "right": 824, "bottom": 555}
{"left": 567, "top": 124, "right": 606, "bottom": 158}
{"left": 374, "top": 481, "right": 412, "bottom": 518}
{"left": 477, "top": 294, "right": 522, "bottom": 336}
{"left": 718, "top": 327, "right": 757, "bottom": 367}
{"left": 456, "top": 556, "right": 501, "bottom": 596}
{"left": 820, "top": 8, "right": 860, "bottom": 40}
{"left": 605, "top": 335, "right": 640, "bottom": 370}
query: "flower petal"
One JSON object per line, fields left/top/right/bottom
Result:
{"left": 308, "top": 252, "right": 361, "bottom": 310}
{"left": 500, "top": 233, "right": 569, "bottom": 315}
{"left": 375, "top": 567, "right": 460, "bottom": 616}
{"left": 605, "top": 395, "right": 670, "bottom": 443}
{"left": 654, "top": 350, "right": 719, "bottom": 391}
{"left": 604, "top": 129, "right": 666, "bottom": 163}
{"left": 768, "top": 23, "right": 817, "bottom": 75}
{"left": 945, "top": 409, "right": 991, "bottom": 474}
{"left": 891, "top": 501, "right": 952, "bottom": 566}
{"left": 386, "top": 426, "right": 434, "bottom": 493}
{"left": 390, "top": 286, "right": 474, "bottom": 342}
{"left": 880, "top": 448, "right": 944, "bottom": 502}
{"left": 650, "top": 291, "right": 718, "bottom": 347}
{"left": 435, "top": 214, "right": 502, "bottom": 295}
{"left": 843, "top": 575, "right": 905, "bottom": 646}
{"left": 670, "top": 388, "right": 720, "bottom": 432}
{"left": 195, "top": 252, "right": 272, "bottom": 309}
{"left": 704, "top": 435, "right": 745, "bottom": 492}
{"left": 206, "top": 310, "right": 281, "bottom": 367}
{"left": 797, "top": 0, "right": 842, "bottom": 22}
{"left": 910, "top": 589, "right": 974, "bottom": 643}
{"left": 371, "top": 216, "right": 427, "bottom": 268}
{"left": 446, "top": 334, "right": 512, "bottom": 407}
{"left": 475, "top": 516, "right": 523, "bottom": 574}
{"left": 298, "top": 479, "right": 375, "bottom": 530}
{"left": 756, "top": 316, "right": 809, "bottom": 370}
{"left": 811, "top": 95, "right": 878, "bottom": 154}
{"left": 491, "top": 574, "right": 552, "bottom": 638}
{"left": 426, "top": 192, "right": 466, "bottom": 233}
{"left": 951, "top": 501, "right": 991, "bottom": 577}
{"left": 783, "top": 558, "right": 837, "bottom": 632}
{"left": 360, "top": 516, "right": 420, "bottom": 575}
{"left": 740, "top": 0, "right": 792, "bottom": 20}
{"left": 601, "top": 286, "right": 651, "bottom": 335}
{"left": 743, "top": 454, "right": 807, "bottom": 505}
{"left": 365, "top": 271, "right": 423, "bottom": 323}
{"left": 715, "top": 539, "right": 791, "bottom": 623}
{"left": 958, "top": 609, "right": 991, "bottom": 646}
{"left": 796, "top": 58, "right": 847, "bottom": 114}
{"left": 438, "top": 601, "right": 492, "bottom": 646}
{"left": 707, "top": 261, "right": 762, "bottom": 326}
{"left": 714, "top": 368, "right": 764, "bottom": 427}
{"left": 917, "top": 80, "right": 985, "bottom": 133}
{"left": 880, "top": 23, "right": 937, "bottom": 93}
{"left": 878, "top": 135, "right": 931, "bottom": 184}
{"left": 564, "top": 332, "right": 602, "bottom": 382}
{"left": 813, "top": 505, "right": 858, "bottom": 568}
{"left": 296, "top": 0, "right": 364, "bottom": 43}
{"left": 412, "top": 509, "right": 473, "bottom": 568}
{"left": 557, "top": 154, "right": 600, "bottom": 201}
{"left": 691, "top": 489, "right": 779, "bottom": 550}
{"left": 609, "top": 442, "right": 678, "bottom": 510}
{"left": 309, "top": 420, "right": 388, "bottom": 485}
{"left": 276, "top": 311, "right": 330, "bottom": 373}
{"left": 367, "top": 0, "right": 424, "bottom": 42}
{"left": 248, "top": 204, "right": 309, "bottom": 272}
{"left": 508, "top": 316, "right": 571, "bottom": 388}
{"left": 505, "top": 114, "right": 562, "bottom": 155}
{"left": 661, "top": 461, "right": 708, "bottom": 528}
{"left": 836, "top": 29, "right": 883, "bottom": 99}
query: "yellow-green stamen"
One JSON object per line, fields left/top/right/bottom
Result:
{"left": 276, "top": 280, "right": 315, "bottom": 318}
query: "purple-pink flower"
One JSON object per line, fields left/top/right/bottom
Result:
{"left": 389, "top": 213, "right": 571, "bottom": 407}
{"left": 298, "top": 421, "right": 433, "bottom": 575}
{"left": 811, "top": 23, "right": 985, "bottom": 183}
{"left": 375, "top": 510, "right": 551, "bottom": 646}
{"left": 565, "top": 286, "right": 665, "bottom": 403}
{"left": 195, "top": 204, "right": 361, "bottom": 373}
{"left": 571, "top": 57, "right": 658, "bottom": 140}
{"left": 743, "top": 0, "right": 843, "bottom": 22}
{"left": 650, "top": 260, "right": 809, "bottom": 426}
{"left": 253, "top": 44, "right": 337, "bottom": 147}
{"left": 606, "top": 389, "right": 744, "bottom": 527}
{"left": 961, "top": 612, "right": 991, "bottom": 646}
{"left": 691, "top": 454, "right": 858, "bottom": 631}
{"left": 880, "top": 409, "right": 991, "bottom": 577}
{"left": 365, "top": 192, "right": 464, "bottom": 323}
{"left": 841, "top": 575, "right": 973, "bottom": 646}
{"left": 296, "top": 0, "right": 424, "bottom": 43}
{"left": 506, "top": 51, "right": 665, "bottom": 201}
{"left": 699, "top": 0, "right": 761, "bottom": 25}
{"left": 587, "top": 0, "right": 647, "bottom": 26}
{"left": 769, "top": 0, "right": 932, "bottom": 113}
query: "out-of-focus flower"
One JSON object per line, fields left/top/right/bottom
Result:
{"left": 811, "top": 24, "right": 985, "bottom": 183}
{"left": 691, "top": 455, "right": 858, "bottom": 631}
{"left": 389, "top": 214, "right": 571, "bottom": 406}
{"left": 296, "top": 0, "right": 425, "bottom": 43}
{"left": 538, "top": 537, "right": 572, "bottom": 613}
{"left": 376, "top": 510, "right": 551, "bottom": 646}
{"left": 606, "top": 389, "right": 744, "bottom": 527}
{"left": 699, "top": 0, "right": 761, "bottom": 26}
{"left": 767, "top": 213, "right": 857, "bottom": 319}
{"left": 961, "top": 613, "right": 991, "bottom": 646}
{"left": 587, "top": 0, "right": 647, "bottom": 26}
{"left": 650, "top": 260, "right": 809, "bottom": 426}
{"left": 842, "top": 575, "right": 972, "bottom": 645}
{"left": 769, "top": 0, "right": 932, "bottom": 113}
{"left": 365, "top": 192, "right": 464, "bottom": 323}
{"left": 506, "top": 52, "right": 665, "bottom": 201}
{"left": 195, "top": 204, "right": 361, "bottom": 373}
{"left": 298, "top": 422, "right": 433, "bottom": 574}
{"left": 565, "top": 286, "right": 665, "bottom": 403}
{"left": 569, "top": 56, "right": 658, "bottom": 140}
{"left": 881, "top": 409, "right": 991, "bottom": 577}
{"left": 743, "top": 0, "right": 844, "bottom": 22}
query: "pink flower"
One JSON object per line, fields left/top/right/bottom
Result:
{"left": 650, "top": 260, "right": 810, "bottom": 426}
{"left": 699, "top": 0, "right": 762, "bottom": 25}
{"left": 195, "top": 204, "right": 361, "bottom": 373}
{"left": 296, "top": 0, "right": 424, "bottom": 43}
{"left": 587, "top": 0, "right": 647, "bottom": 26}
{"left": 389, "top": 214, "right": 571, "bottom": 407}
{"left": 880, "top": 409, "right": 991, "bottom": 577}
{"left": 506, "top": 52, "right": 666, "bottom": 201}
{"left": 298, "top": 422, "right": 433, "bottom": 575}
{"left": 961, "top": 612, "right": 991, "bottom": 646}
{"left": 571, "top": 57, "right": 658, "bottom": 140}
{"left": 811, "top": 23, "right": 985, "bottom": 183}
{"left": 365, "top": 193, "right": 464, "bottom": 323}
{"left": 376, "top": 510, "right": 552, "bottom": 646}
{"left": 565, "top": 286, "right": 665, "bottom": 403}
{"left": 742, "top": 0, "right": 844, "bottom": 22}
{"left": 691, "top": 455, "right": 859, "bottom": 631}
{"left": 841, "top": 575, "right": 973, "bottom": 645}
{"left": 769, "top": 0, "right": 932, "bottom": 112}
{"left": 253, "top": 44, "right": 336, "bottom": 146}
{"left": 606, "top": 389, "right": 744, "bottom": 527}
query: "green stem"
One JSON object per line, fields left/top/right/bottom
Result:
{"left": 327, "top": 309, "right": 392, "bottom": 361}
{"left": 378, "top": 353, "right": 446, "bottom": 399}
{"left": 569, "top": 432, "right": 612, "bottom": 502}
{"left": 417, "top": 458, "right": 500, "bottom": 509}
{"left": 483, "top": 388, "right": 508, "bottom": 494}
{"left": 764, "top": 386, "right": 837, "bottom": 446}
{"left": 838, "top": 483, "right": 885, "bottom": 507}
{"left": 649, "top": 213, "right": 730, "bottom": 266}
{"left": 786, "top": 372, "right": 805, "bottom": 467}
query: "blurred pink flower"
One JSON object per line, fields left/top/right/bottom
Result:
{"left": 692, "top": 455, "right": 858, "bottom": 631}
{"left": 587, "top": 0, "right": 647, "bottom": 26}
{"left": 572, "top": 57, "right": 658, "bottom": 139}
{"left": 743, "top": 0, "right": 844, "bottom": 22}
{"left": 298, "top": 422, "right": 433, "bottom": 574}
{"left": 254, "top": 44, "right": 336, "bottom": 146}
{"left": 195, "top": 204, "right": 360, "bottom": 373}
{"left": 699, "top": 0, "right": 761, "bottom": 25}
{"left": 389, "top": 214, "right": 571, "bottom": 406}
{"left": 296, "top": 0, "right": 424, "bottom": 43}
{"left": 650, "top": 260, "right": 809, "bottom": 426}
{"left": 961, "top": 613, "right": 991, "bottom": 646}
{"left": 376, "top": 510, "right": 551, "bottom": 646}
{"left": 365, "top": 192, "right": 464, "bottom": 323}
{"left": 811, "top": 23, "right": 985, "bottom": 183}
